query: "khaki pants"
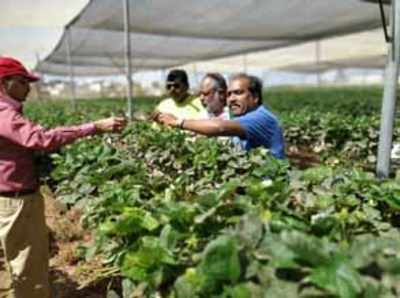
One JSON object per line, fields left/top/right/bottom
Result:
{"left": 0, "top": 192, "right": 50, "bottom": 298}
{"left": 0, "top": 247, "right": 11, "bottom": 298}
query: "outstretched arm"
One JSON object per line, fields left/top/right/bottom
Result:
{"left": 0, "top": 106, "right": 126, "bottom": 151}
{"left": 157, "top": 113, "right": 245, "bottom": 138}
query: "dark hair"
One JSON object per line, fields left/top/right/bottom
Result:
{"left": 229, "top": 73, "right": 263, "bottom": 104}
{"left": 204, "top": 72, "right": 227, "bottom": 92}
{"left": 167, "top": 69, "right": 189, "bottom": 88}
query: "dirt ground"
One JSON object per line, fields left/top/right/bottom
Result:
{"left": 0, "top": 190, "right": 113, "bottom": 298}
{"left": 44, "top": 189, "right": 120, "bottom": 298}
{"left": 286, "top": 145, "right": 321, "bottom": 169}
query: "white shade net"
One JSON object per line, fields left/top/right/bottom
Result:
{"left": 276, "top": 55, "right": 387, "bottom": 73}
{"left": 182, "top": 29, "right": 387, "bottom": 74}
{"left": 37, "top": 0, "right": 389, "bottom": 76}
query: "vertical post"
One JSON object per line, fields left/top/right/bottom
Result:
{"left": 161, "top": 68, "right": 167, "bottom": 82}
{"left": 362, "top": 69, "right": 368, "bottom": 86}
{"left": 315, "top": 40, "right": 322, "bottom": 86}
{"left": 243, "top": 54, "right": 248, "bottom": 73}
{"left": 34, "top": 52, "right": 43, "bottom": 101}
{"left": 192, "top": 63, "right": 199, "bottom": 87}
{"left": 377, "top": 0, "right": 400, "bottom": 178}
{"left": 66, "top": 28, "right": 76, "bottom": 111}
{"left": 263, "top": 70, "right": 269, "bottom": 88}
{"left": 123, "top": 0, "right": 133, "bottom": 120}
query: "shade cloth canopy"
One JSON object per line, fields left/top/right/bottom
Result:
{"left": 37, "top": 0, "right": 388, "bottom": 76}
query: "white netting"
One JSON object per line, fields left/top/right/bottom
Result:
{"left": 184, "top": 29, "right": 387, "bottom": 73}
{"left": 37, "top": 0, "right": 389, "bottom": 76}
{"left": 276, "top": 55, "right": 387, "bottom": 73}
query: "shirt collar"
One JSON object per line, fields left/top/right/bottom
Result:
{"left": 209, "top": 106, "right": 230, "bottom": 119}
{"left": 0, "top": 93, "right": 23, "bottom": 112}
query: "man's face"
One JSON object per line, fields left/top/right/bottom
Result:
{"left": 166, "top": 80, "right": 188, "bottom": 102}
{"left": 227, "top": 78, "right": 259, "bottom": 116}
{"left": 1, "top": 75, "right": 31, "bottom": 102}
{"left": 199, "top": 77, "right": 226, "bottom": 116}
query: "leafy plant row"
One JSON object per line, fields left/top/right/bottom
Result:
{"left": 48, "top": 122, "right": 400, "bottom": 298}
{"left": 26, "top": 86, "right": 399, "bottom": 168}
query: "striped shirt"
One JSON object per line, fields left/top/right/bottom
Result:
{"left": 0, "top": 94, "right": 97, "bottom": 192}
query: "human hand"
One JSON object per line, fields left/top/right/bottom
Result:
{"left": 150, "top": 110, "right": 161, "bottom": 122}
{"left": 94, "top": 117, "right": 127, "bottom": 133}
{"left": 157, "top": 113, "right": 180, "bottom": 127}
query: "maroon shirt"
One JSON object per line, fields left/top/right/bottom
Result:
{"left": 0, "top": 94, "right": 97, "bottom": 192}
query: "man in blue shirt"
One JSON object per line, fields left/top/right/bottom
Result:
{"left": 156, "top": 73, "right": 285, "bottom": 159}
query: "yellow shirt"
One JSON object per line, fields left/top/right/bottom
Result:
{"left": 156, "top": 95, "right": 208, "bottom": 120}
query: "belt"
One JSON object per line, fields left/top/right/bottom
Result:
{"left": 0, "top": 189, "right": 37, "bottom": 198}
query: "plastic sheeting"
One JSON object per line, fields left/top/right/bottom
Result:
{"left": 37, "top": 0, "right": 388, "bottom": 76}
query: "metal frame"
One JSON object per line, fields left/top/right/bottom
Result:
{"left": 376, "top": 0, "right": 400, "bottom": 178}
{"left": 315, "top": 40, "right": 322, "bottom": 86}
{"left": 123, "top": 0, "right": 133, "bottom": 120}
{"left": 66, "top": 28, "right": 77, "bottom": 111}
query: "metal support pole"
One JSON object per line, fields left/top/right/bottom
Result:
{"left": 192, "top": 63, "right": 199, "bottom": 87}
{"left": 34, "top": 52, "right": 43, "bottom": 101}
{"left": 161, "top": 68, "right": 167, "bottom": 82}
{"left": 316, "top": 40, "right": 322, "bottom": 86}
{"left": 377, "top": 0, "right": 400, "bottom": 178}
{"left": 66, "top": 28, "right": 76, "bottom": 111}
{"left": 263, "top": 70, "right": 269, "bottom": 88}
{"left": 243, "top": 54, "right": 248, "bottom": 73}
{"left": 123, "top": 0, "right": 133, "bottom": 120}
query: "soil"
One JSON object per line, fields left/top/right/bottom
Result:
{"left": 286, "top": 145, "right": 321, "bottom": 169}
{"left": 43, "top": 188, "right": 120, "bottom": 298}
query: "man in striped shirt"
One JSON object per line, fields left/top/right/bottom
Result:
{"left": 0, "top": 56, "right": 126, "bottom": 298}
{"left": 199, "top": 73, "right": 230, "bottom": 120}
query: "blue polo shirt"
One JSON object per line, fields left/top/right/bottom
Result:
{"left": 233, "top": 105, "right": 285, "bottom": 159}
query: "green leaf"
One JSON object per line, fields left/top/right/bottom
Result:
{"left": 174, "top": 268, "right": 205, "bottom": 298}
{"left": 199, "top": 235, "right": 241, "bottom": 288}
{"left": 122, "top": 237, "right": 175, "bottom": 285}
{"left": 263, "top": 279, "right": 299, "bottom": 298}
{"left": 236, "top": 213, "right": 264, "bottom": 249}
{"left": 309, "top": 256, "right": 362, "bottom": 298}
{"left": 221, "top": 283, "right": 252, "bottom": 298}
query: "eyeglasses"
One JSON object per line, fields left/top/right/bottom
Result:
{"left": 166, "top": 82, "right": 182, "bottom": 90}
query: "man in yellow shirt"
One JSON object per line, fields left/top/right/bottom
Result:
{"left": 154, "top": 69, "right": 207, "bottom": 120}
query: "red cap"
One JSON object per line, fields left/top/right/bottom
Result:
{"left": 0, "top": 56, "right": 40, "bottom": 82}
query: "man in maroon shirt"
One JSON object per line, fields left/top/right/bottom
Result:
{"left": 0, "top": 57, "right": 126, "bottom": 298}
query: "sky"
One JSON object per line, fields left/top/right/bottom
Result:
{"left": 0, "top": 0, "right": 89, "bottom": 68}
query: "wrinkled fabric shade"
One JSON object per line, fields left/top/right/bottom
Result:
{"left": 277, "top": 55, "right": 387, "bottom": 73}
{"left": 37, "top": 0, "right": 388, "bottom": 76}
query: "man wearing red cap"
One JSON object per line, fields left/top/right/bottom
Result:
{"left": 0, "top": 57, "right": 127, "bottom": 298}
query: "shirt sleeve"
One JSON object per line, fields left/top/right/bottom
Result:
{"left": 155, "top": 99, "right": 170, "bottom": 113}
{"left": 236, "top": 110, "right": 273, "bottom": 148}
{"left": 0, "top": 107, "right": 97, "bottom": 151}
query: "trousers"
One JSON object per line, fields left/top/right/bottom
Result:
{"left": 0, "top": 192, "right": 49, "bottom": 298}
